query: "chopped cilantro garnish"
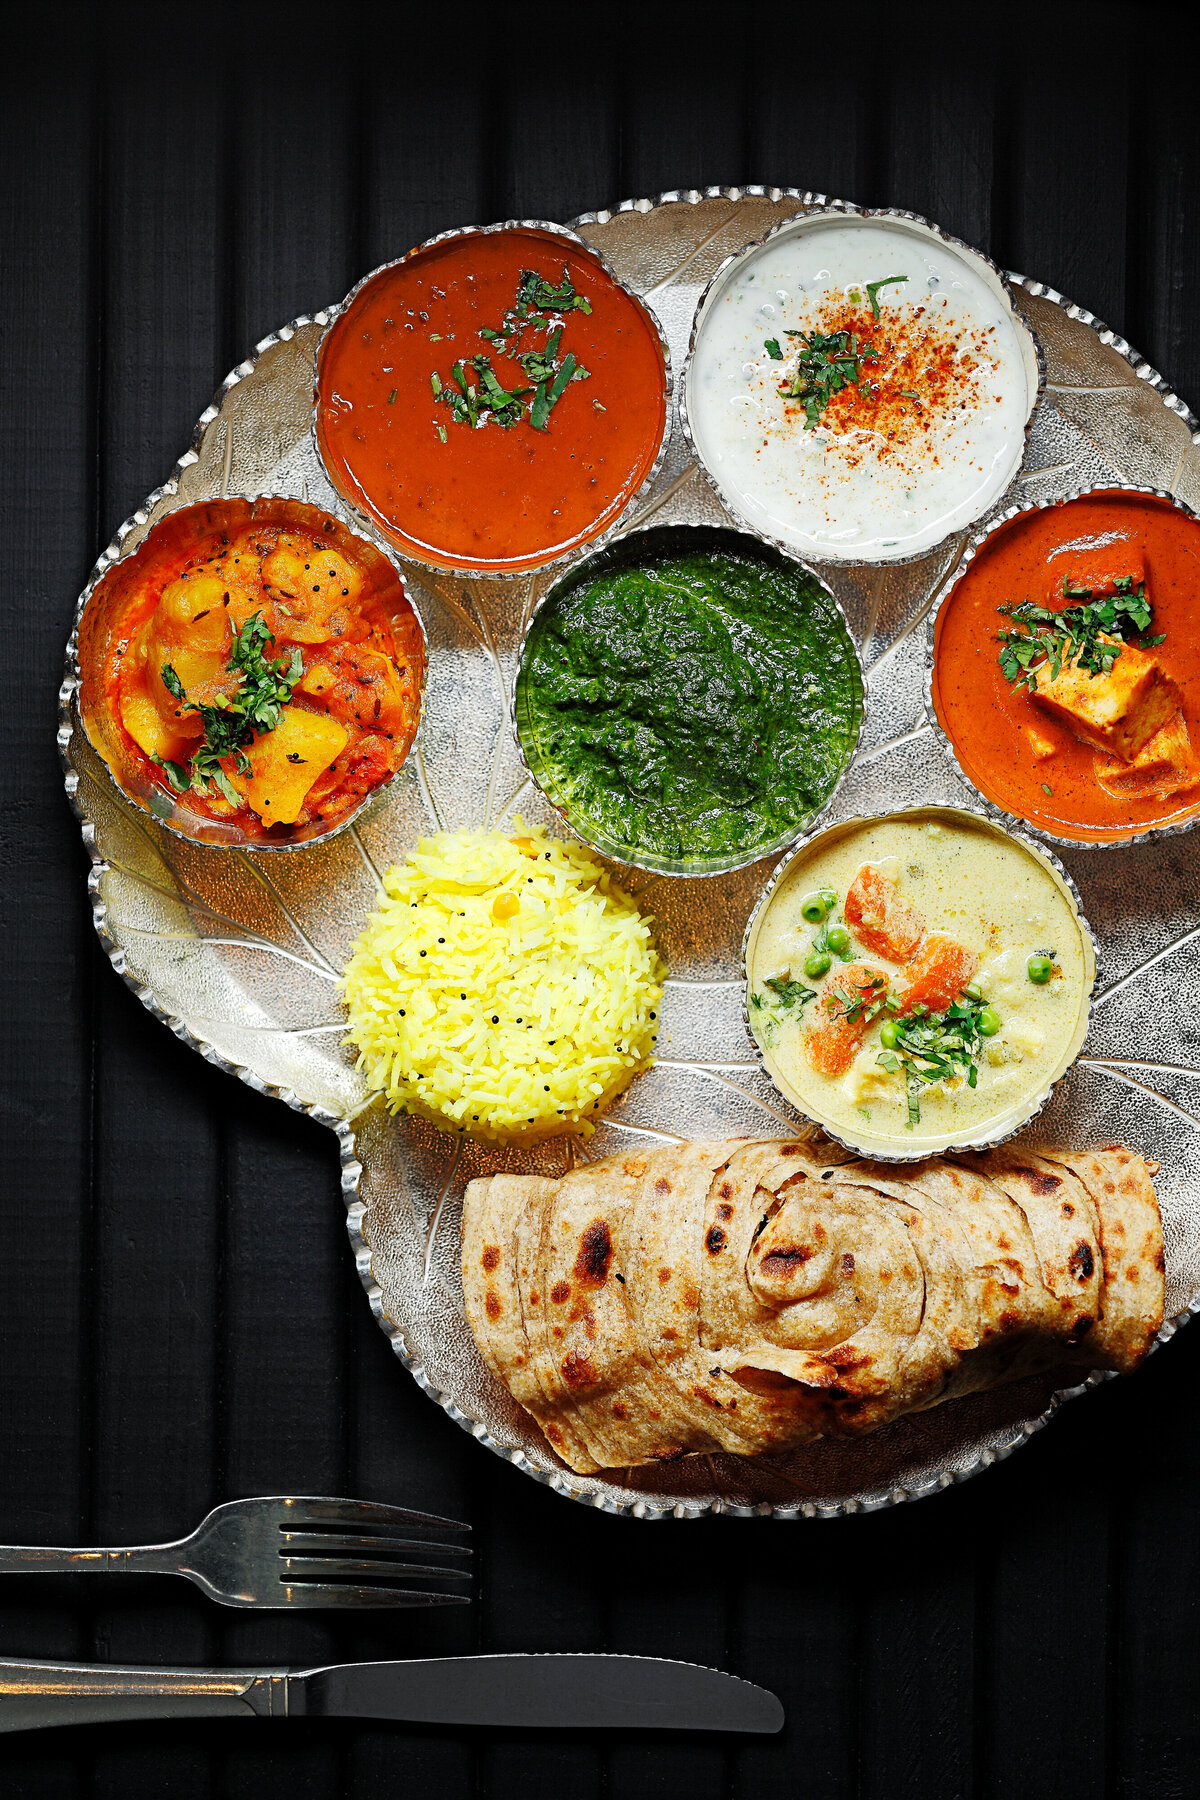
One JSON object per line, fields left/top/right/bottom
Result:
{"left": 830, "top": 971, "right": 889, "bottom": 1026}
{"left": 877, "top": 990, "right": 991, "bottom": 1128}
{"left": 751, "top": 974, "right": 817, "bottom": 1047}
{"left": 778, "top": 328, "right": 878, "bottom": 430}
{"left": 158, "top": 613, "right": 301, "bottom": 802}
{"left": 763, "top": 337, "right": 783, "bottom": 360}
{"left": 431, "top": 265, "right": 592, "bottom": 438}
{"left": 764, "top": 975, "right": 818, "bottom": 1010}
{"left": 864, "top": 273, "right": 908, "bottom": 320}
{"left": 997, "top": 578, "right": 1162, "bottom": 693}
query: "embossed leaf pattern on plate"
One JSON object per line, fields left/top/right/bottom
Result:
{"left": 61, "top": 189, "right": 1200, "bottom": 1519}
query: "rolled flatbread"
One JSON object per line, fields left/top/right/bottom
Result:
{"left": 462, "top": 1137, "right": 1165, "bottom": 1475}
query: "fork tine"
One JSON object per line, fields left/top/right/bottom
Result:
{"left": 279, "top": 1582, "right": 472, "bottom": 1609}
{"left": 277, "top": 1498, "right": 470, "bottom": 1534}
{"left": 280, "top": 1556, "right": 472, "bottom": 1582}
{"left": 279, "top": 1532, "right": 472, "bottom": 1559}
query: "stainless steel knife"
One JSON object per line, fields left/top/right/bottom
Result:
{"left": 0, "top": 1653, "right": 784, "bottom": 1735}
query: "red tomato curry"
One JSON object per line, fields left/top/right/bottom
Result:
{"left": 931, "top": 490, "right": 1200, "bottom": 840}
{"left": 315, "top": 227, "right": 668, "bottom": 573}
{"left": 79, "top": 498, "right": 424, "bottom": 844}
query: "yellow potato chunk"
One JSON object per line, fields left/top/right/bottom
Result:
{"left": 260, "top": 535, "right": 364, "bottom": 643}
{"left": 235, "top": 705, "right": 349, "bottom": 828}
{"left": 119, "top": 689, "right": 196, "bottom": 765}
{"left": 1032, "top": 637, "right": 1180, "bottom": 762}
{"left": 146, "top": 575, "right": 234, "bottom": 714}
{"left": 1095, "top": 710, "right": 1200, "bottom": 800}
{"left": 155, "top": 575, "right": 234, "bottom": 646}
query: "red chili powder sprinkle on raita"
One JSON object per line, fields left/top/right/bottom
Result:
{"left": 775, "top": 295, "right": 998, "bottom": 462}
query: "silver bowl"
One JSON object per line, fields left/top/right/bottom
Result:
{"left": 311, "top": 219, "right": 673, "bottom": 582}
{"left": 924, "top": 481, "right": 1200, "bottom": 852}
{"left": 741, "top": 802, "right": 1098, "bottom": 1161}
{"left": 511, "top": 519, "right": 867, "bottom": 877}
{"left": 73, "top": 494, "right": 428, "bottom": 853}
{"left": 679, "top": 201, "right": 1045, "bottom": 570}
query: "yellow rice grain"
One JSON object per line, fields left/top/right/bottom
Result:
{"left": 341, "top": 821, "right": 665, "bottom": 1142}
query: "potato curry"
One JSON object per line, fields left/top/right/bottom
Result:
{"left": 80, "top": 500, "right": 424, "bottom": 842}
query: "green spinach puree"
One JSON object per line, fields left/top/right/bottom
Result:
{"left": 517, "top": 548, "right": 862, "bottom": 864}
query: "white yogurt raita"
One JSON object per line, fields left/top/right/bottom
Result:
{"left": 686, "top": 215, "right": 1037, "bottom": 562}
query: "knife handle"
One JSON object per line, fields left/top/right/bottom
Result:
{"left": 0, "top": 1659, "right": 291, "bottom": 1733}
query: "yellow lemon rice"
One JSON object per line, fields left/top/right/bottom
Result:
{"left": 341, "top": 822, "right": 665, "bottom": 1142}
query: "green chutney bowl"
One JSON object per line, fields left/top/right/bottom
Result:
{"left": 511, "top": 521, "right": 867, "bottom": 878}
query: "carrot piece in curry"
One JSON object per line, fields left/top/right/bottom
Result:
{"left": 899, "top": 934, "right": 979, "bottom": 1016}
{"left": 844, "top": 864, "right": 925, "bottom": 962}
{"left": 805, "top": 963, "right": 891, "bottom": 1078}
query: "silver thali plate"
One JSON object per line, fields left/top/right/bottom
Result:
{"left": 60, "top": 187, "right": 1200, "bottom": 1519}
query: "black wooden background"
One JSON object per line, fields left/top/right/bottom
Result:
{"left": 3, "top": 2, "right": 1199, "bottom": 1794}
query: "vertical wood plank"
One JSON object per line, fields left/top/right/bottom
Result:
{"left": 975, "top": 1404, "right": 1117, "bottom": 1800}
{"left": 992, "top": 48, "right": 1129, "bottom": 327}
{"left": 621, "top": 48, "right": 749, "bottom": 200}
{"left": 1108, "top": 1331, "right": 1200, "bottom": 1799}
{"left": 0, "top": 25, "right": 97, "bottom": 1800}
{"left": 81, "top": 23, "right": 234, "bottom": 1799}
{"left": 853, "top": 1492, "right": 980, "bottom": 1800}
{"left": 729, "top": 1528, "right": 857, "bottom": 1800}
{"left": 1125, "top": 76, "right": 1200, "bottom": 418}
{"left": 881, "top": 59, "right": 995, "bottom": 251}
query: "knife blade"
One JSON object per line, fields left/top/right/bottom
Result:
{"left": 0, "top": 1653, "right": 784, "bottom": 1735}
{"left": 307, "top": 1654, "right": 784, "bottom": 1733}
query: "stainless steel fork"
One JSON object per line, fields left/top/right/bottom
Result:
{"left": 0, "top": 1496, "right": 472, "bottom": 1609}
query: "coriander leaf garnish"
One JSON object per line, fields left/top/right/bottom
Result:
{"left": 876, "top": 990, "right": 991, "bottom": 1128}
{"left": 778, "top": 329, "right": 879, "bottom": 430}
{"left": 764, "top": 975, "right": 818, "bottom": 1011}
{"left": 864, "top": 273, "right": 908, "bottom": 320}
{"left": 151, "top": 754, "right": 191, "bottom": 793}
{"left": 156, "top": 612, "right": 302, "bottom": 802}
{"left": 830, "top": 971, "right": 889, "bottom": 1026}
{"left": 996, "top": 578, "right": 1161, "bottom": 693}
{"left": 751, "top": 974, "right": 817, "bottom": 1047}
{"left": 763, "top": 337, "right": 783, "bottom": 360}
{"left": 431, "top": 265, "right": 593, "bottom": 437}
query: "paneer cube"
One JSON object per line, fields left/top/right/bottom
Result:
{"left": 1094, "top": 709, "right": 1200, "bottom": 801}
{"left": 1045, "top": 542, "right": 1145, "bottom": 603}
{"left": 841, "top": 1044, "right": 901, "bottom": 1105}
{"left": 1031, "top": 638, "right": 1179, "bottom": 763}
{"left": 232, "top": 705, "right": 349, "bottom": 828}
{"left": 1026, "top": 719, "right": 1059, "bottom": 763}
